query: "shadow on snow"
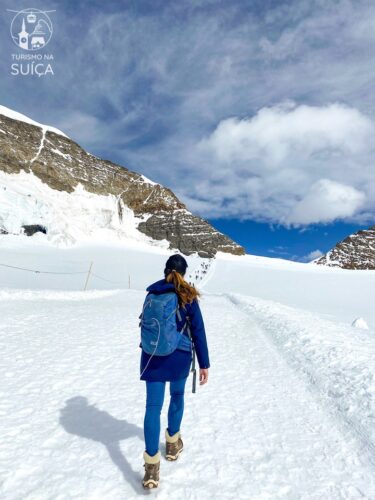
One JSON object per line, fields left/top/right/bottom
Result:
{"left": 59, "top": 396, "right": 148, "bottom": 495}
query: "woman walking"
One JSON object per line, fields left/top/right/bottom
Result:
{"left": 139, "top": 254, "right": 210, "bottom": 489}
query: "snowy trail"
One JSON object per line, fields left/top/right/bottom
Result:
{"left": 199, "top": 294, "right": 375, "bottom": 499}
{"left": 226, "top": 292, "right": 375, "bottom": 465}
{"left": 1, "top": 290, "right": 375, "bottom": 499}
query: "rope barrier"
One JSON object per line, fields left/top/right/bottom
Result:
{"left": 0, "top": 262, "right": 87, "bottom": 275}
{"left": 0, "top": 261, "right": 131, "bottom": 288}
{"left": 91, "top": 272, "right": 122, "bottom": 284}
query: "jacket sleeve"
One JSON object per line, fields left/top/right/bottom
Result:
{"left": 188, "top": 299, "right": 210, "bottom": 369}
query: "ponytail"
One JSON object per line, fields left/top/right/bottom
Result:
{"left": 165, "top": 269, "right": 200, "bottom": 307}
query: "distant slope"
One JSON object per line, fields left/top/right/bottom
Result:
{"left": 203, "top": 252, "right": 375, "bottom": 326}
{"left": 316, "top": 226, "right": 375, "bottom": 269}
{"left": 0, "top": 105, "right": 244, "bottom": 257}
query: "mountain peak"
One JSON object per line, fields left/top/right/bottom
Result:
{"left": 316, "top": 226, "right": 375, "bottom": 269}
{"left": 0, "top": 105, "right": 245, "bottom": 257}
{"left": 0, "top": 105, "right": 67, "bottom": 138}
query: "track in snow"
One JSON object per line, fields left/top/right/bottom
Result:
{"left": 1, "top": 290, "right": 375, "bottom": 499}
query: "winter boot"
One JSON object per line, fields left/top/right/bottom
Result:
{"left": 142, "top": 451, "right": 160, "bottom": 489}
{"left": 165, "top": 429, "right": 183, "bottom": 461}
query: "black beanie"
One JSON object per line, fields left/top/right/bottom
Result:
{"left": 164, "top": 254, "right": 188, "bottom": 276}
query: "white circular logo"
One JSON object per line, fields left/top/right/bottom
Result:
{"left": 10, "top": 8, "right": 53, "bottom": 51}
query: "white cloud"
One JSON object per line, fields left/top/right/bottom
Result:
{"left": 200, "top": 101, "right": 374, "bottom": 166}
{"left": 185, "top": 102, "right": 374, "bottom": 224}
{"left": 286, "top": 179, "right": 366, "bottom": 225}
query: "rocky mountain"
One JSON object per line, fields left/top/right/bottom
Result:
{"left": 316, "top": 226, "right": 375, "bottom": 269}
{"left": 0, "top": 106, "right": 244, "bottom": 257}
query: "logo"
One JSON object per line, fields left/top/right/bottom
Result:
{"left": 8, "top": 8, "right": 54, "bottom": 51}
{"left": 7, "top": 8, "right": 56, "bottom": 77}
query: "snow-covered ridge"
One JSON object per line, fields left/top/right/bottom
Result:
{"left": 0, "top": 105, "right": 67, "bottom": 138}
{"left": 140, "top": 174, "right": 158, "bottom": 186}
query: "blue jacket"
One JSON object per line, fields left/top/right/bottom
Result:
{"left": 143, "top": 279, "right": 210, "bottom": 369}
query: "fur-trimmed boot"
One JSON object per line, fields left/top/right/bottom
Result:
{"left": 142, "top": 451, "right": 160, "bottom": 489}
{"left": 165, "top": 429, "right": 183, "bottom": 461}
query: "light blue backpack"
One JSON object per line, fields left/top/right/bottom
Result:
{"left": 139, "top": 292, "right": 186, "bottom": 356}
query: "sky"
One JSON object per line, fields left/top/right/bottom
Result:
{"left": 1, "top": 0, "right": 374, "bottom": 259}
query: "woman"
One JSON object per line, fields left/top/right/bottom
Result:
{"left": 139, "top": 254, "right": 210, "bottom": 489}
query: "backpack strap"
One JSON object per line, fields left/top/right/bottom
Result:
{"left": 177, "top": 307, "right": 196, "bottom": 394}
{"left": 186, "top": 319, "right": 197, "bottom": 394}
{"left": 176, "top": 306, "right": 183, "bottom": 323}
{"left": 139, "top": 294, "right": 151, "bottom": 327}
{"left": 176, "top": 306, "right": 189, "bottom": 337}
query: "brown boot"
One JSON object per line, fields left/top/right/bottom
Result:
{"left": 165, "top": 429, "right": 183, "bottom": 461}
{"left": 142, "top": 451, "right": 160, "bottom": 489}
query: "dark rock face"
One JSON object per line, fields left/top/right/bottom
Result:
{"left": 0, "top": 111, "right": 245, "bottom": 257}
{"left": 137, "top": 212, "right": 242, "bottom": 258}
{"left": 316, "top": 226, "right": 375, "bottom": 270}
{"left": 22, "top": 225, "right": 47, "bottom": 236}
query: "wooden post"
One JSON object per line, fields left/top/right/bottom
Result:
{"left": 84, "top": 261, "right": 93, "bottom": 291}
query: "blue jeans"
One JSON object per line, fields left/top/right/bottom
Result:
{"left": 144, "top": 377, "right": 187, "bottom": 456}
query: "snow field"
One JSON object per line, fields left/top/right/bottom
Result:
{"left": 1, "top": 290, "right": 143, "bottom": 499}
{"left": 227, "top": 293, "right": 375, "bottom": 470}
{"left": 205, "top": 252, "right": 375, "bottom": 327}
{"left": 2, "top": 289, "right": 375, "bottom": 498}
{"left": 0, "top": 237, "right": 207, "bottom": 291}
{"left": 200, "top": 294, "right": 375, "bottom": 499}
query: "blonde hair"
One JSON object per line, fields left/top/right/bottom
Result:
{"left": 165, "top": 270, "right": 200, "bottom": 307}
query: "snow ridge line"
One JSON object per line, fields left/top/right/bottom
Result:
{"left": 30, "top": 127, "right": 46, "bottom": 165}
{"left": 223, "top": 292, "right": 375, "bottom": 472}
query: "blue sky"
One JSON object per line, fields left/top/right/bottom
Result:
{"left": 1, "top": 0, "right": 374, "bottom": 259}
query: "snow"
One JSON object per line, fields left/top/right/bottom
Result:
{"left": 227, "top": 293, "right": 375, "bottom": 471}
{"left": 29, "top": 128, "right": 46, "bottom": 165}
{"left": 0, "top": 105, "right": 68, "bottom": 137}
{"left": 1, "top": 232, "right": 375, "bottom": 497}
{"left": 2, "top": 284, "right": 375, "bottom": 498}
{"left": 49, "top": 148, "right": 72, "bottom": 161}
{"left": 0, "top": 237, "right": 208, "bottom": 291}
{"left": 352, "top": 317, "right": 369, "bottom": 330}
{"left": 140, "top": 174, "right": 158, "bottom": 186}
{"left": 205, "top": 251, "right": 375, "bottom": 326}
{"left": 0, "top": 171, "right": 170, "bottom": 250}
